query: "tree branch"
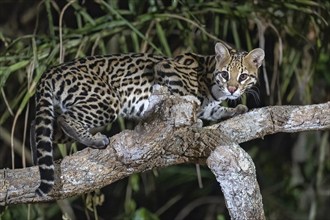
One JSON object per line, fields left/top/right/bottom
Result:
{"left": 215, "top": 102, "right": 330, "bottom": 143}
{"left": 207, "top": 144, "right": 264, "bottom": 220}
{"left": 0, "top": 97, "right": 329, "bottom": 219}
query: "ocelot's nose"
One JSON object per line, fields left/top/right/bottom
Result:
{"left": 227, "top": 86, "right": 237, "bottom": 94}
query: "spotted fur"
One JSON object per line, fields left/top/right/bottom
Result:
{"left": 31, "top": 42, "right": 264, "bottom": 196}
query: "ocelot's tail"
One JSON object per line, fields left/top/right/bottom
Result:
{"left": 33, "top": 81, "right": 55, "bottom": 196}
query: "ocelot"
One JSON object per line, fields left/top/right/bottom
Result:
{"left": 31, "top": 42, "right": 265, "bottom": 196}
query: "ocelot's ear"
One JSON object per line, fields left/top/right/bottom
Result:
{"left": 245, "top": 48, "right": 265, "bottom": 68}
{"left": 215, "top": 42, "right": 230, "bottom": 63}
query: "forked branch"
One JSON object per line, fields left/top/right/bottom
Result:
{"left": 0, "top": 97, "right": 329, "bottom": 220}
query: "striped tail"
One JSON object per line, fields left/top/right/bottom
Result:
{"left": 34, "top": 85, "right": 55, "bottom": 196}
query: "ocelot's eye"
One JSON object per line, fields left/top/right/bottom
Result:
{"left": 239, "top": 73, "right": 248, "bottom": 82}
{"left": 219, "top": 71, "right": 229, "bottom": 80}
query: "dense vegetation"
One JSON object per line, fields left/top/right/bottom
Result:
{"left": 0, "top": 0, "right": 329, "bottom": 219}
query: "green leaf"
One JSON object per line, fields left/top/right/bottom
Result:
{"left": 129, "top": 174, "right": 140, "bottom": 192}
{"left": 156, "top": 21, "right": 172, "bottom": 56}
{"left": 133, "top": 208, "right": 159, "bottom": 220}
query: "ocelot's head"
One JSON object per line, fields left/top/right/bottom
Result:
{"left": 213, "top": 42, "right": 265, "bottom": 100}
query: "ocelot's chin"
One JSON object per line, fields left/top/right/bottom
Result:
{"left": 226, "top": 95, "right": 240, "bottom": 100}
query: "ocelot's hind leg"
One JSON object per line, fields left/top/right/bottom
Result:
{"left": 56, "top": 82, "right": 120, "bottom": 149}
{"left": 57, "top": 91, "right": 119, "bottom": 148}
{"left": 57, "top": 113, "right": 109, "bottom": 149}
{"left": 53, "top": 119, "right": 74, "bottom": 144}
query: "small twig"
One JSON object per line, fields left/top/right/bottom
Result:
{"left": 59, "top": 0, "right": 76, "bottom": 63}
{"left": 156, "top": 13, "right": 228, "bottom": 47}
{"left": 1, "top": 88, "right": 14, "bottom": 116}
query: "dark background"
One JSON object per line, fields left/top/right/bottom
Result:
{"left": 0, "top": 0, "right": 329, "bottom": 219}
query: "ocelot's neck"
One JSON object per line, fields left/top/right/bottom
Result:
{"left": 190, "top": 54, "right": 222, "bottom": 104}
{"left": 201, "top": 55, "right": 227, "bottom": 101}
{"left": 198, "top": 55, "right": 228, "bottom": 102}
{"left": 191, "top": 53, "right": 216, "bottom": 73}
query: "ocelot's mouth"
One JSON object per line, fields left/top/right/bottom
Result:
{"left": 226, "top": 94, "right": 240, "bottom": 100}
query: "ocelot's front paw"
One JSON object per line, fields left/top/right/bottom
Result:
{"left": 234, "top": 104, "right": 248, "bottom": 115}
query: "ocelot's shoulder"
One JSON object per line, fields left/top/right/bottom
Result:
{"left": 172, "top": 52, "right": 215, "bottom": 69}
{"left": 171, "top": 53, "right": 205, "bottom": 67}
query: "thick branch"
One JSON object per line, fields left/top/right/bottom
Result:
{"left": 215, "top": 102, "right": 330, "bottom": 143}
{"left": 0, "top": 98, "right": 329, "bottom": 219}
{"left": 1, "top": 96, "right": 219, "bottom": 204}
{"left": 207, "top": 145, "right": 265, "bottom": 220}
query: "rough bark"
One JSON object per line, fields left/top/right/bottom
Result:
{"left": 207, "top": 144, "right": 264, "bottom": 220}
{"left": 0, "top": 96, "right": 329, "bottom": 219}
